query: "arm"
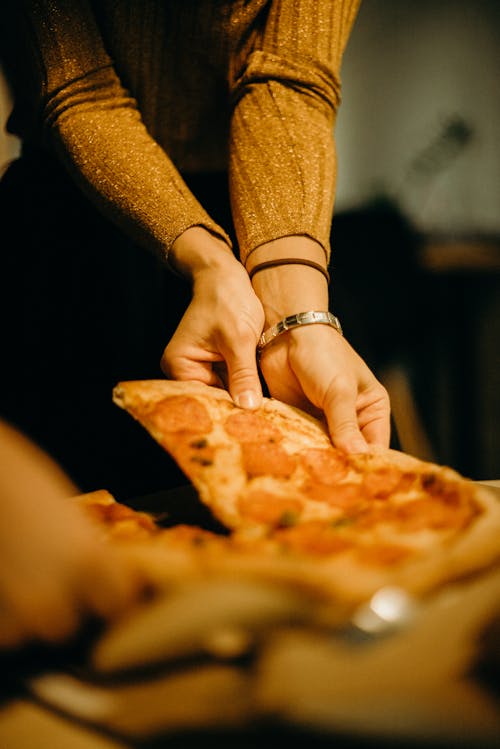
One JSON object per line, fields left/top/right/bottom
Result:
{"left": 14, "top": 0, "right": 230, "bottom": 259}
{"left": 14, "top": 0, "right": 265, "bottom": 406}
{"left": 228, "top": 0, "right": 358, "bottom": 262}
{"left": 251, "top": 237, "right": 390, "bottom": 451}
{"left": 0, "top": 420, "right": 138, "bottom": 647}
{"left": 161, "top": 227, "right": 265, "bottom": 408}
{"left": 227, "top": 0, "right": 390, "bottom": 449}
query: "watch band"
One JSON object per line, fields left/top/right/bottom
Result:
{"left": 257, "top": 310, "right": 343, "bottom": 351}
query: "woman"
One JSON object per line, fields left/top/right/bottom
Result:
{"left": 0, "top": 0, "right": 389, "bottom": 498}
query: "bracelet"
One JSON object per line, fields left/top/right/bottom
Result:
{"left": 248, "top": 258, "right": 330, "bottom": 284}
{"left": 257, "top": 310, "right": 343, "bottom": 352}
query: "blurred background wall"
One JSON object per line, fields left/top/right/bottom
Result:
{"left": 1, "top": 0, "right": 498, "bottom": 478}
{"left": 330, "top": 0, "right": 500, "bottom": 480}
{"left": 335, "top": 0, "right": 500, "bottom": 236}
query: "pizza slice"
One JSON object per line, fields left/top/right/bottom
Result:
{"left": 109, "top": 379, "right": 500, "bottom": 604}
{"left": 112, "top": 379, "right": 359, "bottom": 532}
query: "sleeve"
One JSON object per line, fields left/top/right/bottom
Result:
{"left": 14, "top": 0, "right": 232, "bottom": 263}
{"left": 228, "top": 0, "right": 361, "bottom": 264}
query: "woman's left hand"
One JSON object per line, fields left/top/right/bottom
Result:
{"left": 161, "top": 228, "right": 265, "bottom": 408}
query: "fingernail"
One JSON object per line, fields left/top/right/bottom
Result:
{"left": 235, "top": 391, "right": 259, "bottom": 409}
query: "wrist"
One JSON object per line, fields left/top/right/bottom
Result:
{"left": 252, "top": 264, "right": 329, "bottom": 325}
{"left": 258, "top": 311, "right": 342, "bottom": 352}
{"left": 244, "top": 235, "right": 328, "bottom": 273}
{"left": 170, "top": 226, "right": 236, "bottom": 281}
{"left": 246, "top": 236, "right": 330, "bottom": 325}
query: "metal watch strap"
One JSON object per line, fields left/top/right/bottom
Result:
{"left": 257, "top": 310, "right": 343, "bottom": 351}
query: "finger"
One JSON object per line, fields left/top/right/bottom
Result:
{"left": 359, "top": 406, "right": 391, "bottom": 447}
{"left": 225, "top": 344, "right": 263, "bottom": 410}
{"left": 78, "top": 548, "right": 144, "bottom": 622}
{"left": 356, "top": 383, "right": 392, "bottom": 447}
{"left": 323, "top": 381, "right": 369, "bottom": 453}
{"left": 161, "top": 352, "right": 225, "bottom": 388}
{"left": 361, "top": 417, "right": 391, "bottom": 447}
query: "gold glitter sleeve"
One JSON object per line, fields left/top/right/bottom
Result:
{"left": 19, "top": 0, "right": 232, "bottom": 262}
{"left": 228, "top": 0, "right": 361, "bottom": 264}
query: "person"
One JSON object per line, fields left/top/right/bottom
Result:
{"left": 0, "top": 418, "right": 139, "bottom": 648}
{"left": 0, "top": 0, "right": 390, "bottom": 500}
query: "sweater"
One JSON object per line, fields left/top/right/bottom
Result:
{"left": 2, "top": 0, "right": 360, "bottom": 264}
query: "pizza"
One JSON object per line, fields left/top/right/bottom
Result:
{"left": 104, "top": 379, "right": 500, "bottom": 609}
{"left": 75, "top": 489, "right": 159, "bottom": 540}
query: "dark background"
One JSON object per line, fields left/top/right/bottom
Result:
{"left": 1, "top": 0, "right": 499, "bottom": 482}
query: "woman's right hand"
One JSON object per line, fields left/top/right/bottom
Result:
{"left": 258, "top": 321, "right": 390, "bottom": 451}
{"left": 247, "top": 235, "right": 391, "bottom": 452}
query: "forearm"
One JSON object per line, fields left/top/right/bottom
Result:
{"left": 230, "top": 91, "right": 337, "bottom": 264}
{"left": 51, "top": 104, "right": 230, "bottom": 263}
{"left": 228, "top": 0, "right": 361, "bottom": 264}
{"left": 19, "top": 0, "right": 230, "bottom": 263}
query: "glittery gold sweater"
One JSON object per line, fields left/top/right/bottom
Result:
{"left": 3, "top": 0, "right": 360, "bottom": 264}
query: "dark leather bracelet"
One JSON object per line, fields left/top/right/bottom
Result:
{"left": 248, "top": 258, "right": 330, "bottom": 284}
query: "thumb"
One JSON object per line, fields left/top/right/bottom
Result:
{"left": 225, "top": 345, "right": 263, "bottom": 410}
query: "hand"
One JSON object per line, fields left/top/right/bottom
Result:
{"left": 0, "top": 421, "right": 139, "bottom": 647}
{"left": 161, "top": 228, "right": 265, "bottom": 408}
{"left": 247, "top": 236, "right": 391, "bottom": 451}
{"left": 259, "top": 324, "right": 390, "bottom": 452}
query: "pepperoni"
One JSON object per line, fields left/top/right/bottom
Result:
{"left": 273, "top": 521, "right": 353, "bottom": 556}
{"left": 392, "top": 497, "right": 477, "bottom": 532}
{"left": 301, "top": 448, "right": 350, "bottom": 483}
{"left": 362, "top": 467, "right": 416, "bottom": 499}
{"left": 302, "top": 481, "right": 365, "bottom": 510}
{"left": 241, "top": 442, "right": 297, "bottom": 479}
{"left": 148, "top": 395, "right": 212, "bottom": 434}
{"left": 238, "top": 490, "right": 304, "bottom": 526}
{"left": 225, "top": 411, "right": 282, "bottom": 443}
{"left": 355, "top": 543, "right": 412, "bottom": 566}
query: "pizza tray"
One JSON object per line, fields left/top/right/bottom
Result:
{"left": 6, "top": 482, "right": 500, "bottom": 749}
